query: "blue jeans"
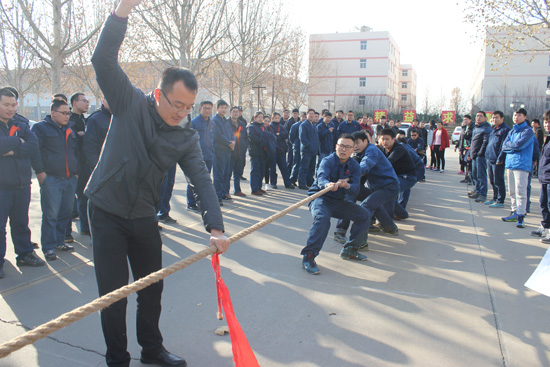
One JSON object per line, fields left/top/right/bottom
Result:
{"left": 298, "top": 153, "right": 316, "bottom": 187}
{"left": 157, "top": 164, "right": 177, "bottom": 219}
{"left": 393, "top": 176, "right": 416, "bottom": 218}
{"left": 301, "top": 197, "right": 370, "bottom": 257}
{"left": 472, "top": 156, "right": 488, "bottom": 196}
{"left": 250, "top": 154, "right": 266, "bottom": 192}
{"left": 213, "top": 151, "right": 231, "bottom": 199}
{"left": 40, "top": 175, "right": 77, "bottom": 252}
{"left": 487, "top": 160, "right": 506, "bottom": 203}
{"left": 0, "top": 187, "right": 34, "bottom": 263}
{"left": 231, "top": 157, "right": 245, "bottom": 194}
{"left": 187, "top": 159, "right": 212, "bottom": 206}
{"left": 270, "top": 152, "right": 292, "bottom": 187}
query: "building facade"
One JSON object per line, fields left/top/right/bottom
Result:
{"left": 308, "top": 27, "right": 416, "bottom": 115}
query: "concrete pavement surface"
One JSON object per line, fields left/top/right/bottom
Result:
{"left": 0, "top": 150, "right": 549, "bottom": 366}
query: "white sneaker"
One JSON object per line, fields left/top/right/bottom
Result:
{"left": 439, "top": 169, "right": 445, "bottom": 173}
{"left": 264, "top": 184, "right": 270, "bottom": 191}
{"left": 531, "top": 225, "right": 547, "bottom": 237}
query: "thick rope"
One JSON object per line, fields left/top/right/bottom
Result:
{"left": 0, "top": 184, "right": 336, "bottom": 358}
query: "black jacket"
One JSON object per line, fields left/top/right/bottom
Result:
{"left": 83, "top": 105, "right": 112, "bottom": 171}
{"left": 383, "top": 142, "right": 416, "bottom": 178}
{"left": 32, "top": 116, "right": 79, "bottom": 178}
{"left": 87, "top": 14, "right": 223, "bottom": 231}
{"left": 0, "top": 119, "right": 39, "bottom": 189}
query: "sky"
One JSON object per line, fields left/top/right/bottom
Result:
{"left": 283, "top": 0, "right": 484, "bottom": 107}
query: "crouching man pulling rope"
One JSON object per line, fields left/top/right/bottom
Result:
{"left": 86, "top": 1, "right": 230, "bottom": 366}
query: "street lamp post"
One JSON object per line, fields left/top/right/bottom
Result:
{"left": 324, "top": 99, "right": 334, "bottom": 113}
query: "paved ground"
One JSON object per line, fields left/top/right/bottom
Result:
{"left": 0, "top": 150, "right": 549, "bottom": 367}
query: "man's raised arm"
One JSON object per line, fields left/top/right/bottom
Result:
{"left": 91, "top": 0, "right": 143, "bottom": 116}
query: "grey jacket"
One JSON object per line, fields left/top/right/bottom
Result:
{"left": 87, "top": 14, "right": 223, "bottom": 232}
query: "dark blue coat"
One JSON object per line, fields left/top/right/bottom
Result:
{"left": 83, "top": 105, "right": 112, "bottom": 170}
{"left": 283, "top": 117, "right": 299, "bottom": 137}
{"left": 539, "top": 136, "right": 550, "bottom": 184}
{"left": 191, "top": 114, "right": 214, "bottom": 161}
{"left": 269, "top": 121, "right": 288, "bottom": 154}
{"left": 308, "top": 152, "right": 360, "bottom": 202}
{"left": 32, "top": 116, "right": 79, "bottom": 178}
{"left": 299, "top": 120, "right": 319, "bottom": 155}
{"left": 337, "top": 120, "right": 361, "bottom": 136}
{"left": 407, "top": 137, "right": 424, "bottom": 153}
{"left": 289, "top": 120, "right": 302, "bottom": 150}
{"left": 403, "top": 143, "right": 425, "bottom": 180}
{"left": 212, "top": 114, "right": 235, "bottom": 152}
{"left": 0, "top": 118, "right": 40, "bottom": 189}
{"left": 359, "top": 143, "right": 399, "bottom": 192}
{"left": 485, "top": 123, "right": 510, "bottom": 164}
{"left": 469, "top": 121, "right": 491, "bottom": 159}
{"left": 247, "top": 122, "right": 267, "bottom": 158}
{"left": 229, "top": 118, "right": 248, "bottom": 160}
{"left": 317, "top": 121, "right": 335, "bottom": 154}
{"left": 263, "top": 128, "right": 277, "bottom": 161}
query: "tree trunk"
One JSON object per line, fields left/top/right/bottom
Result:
{"left": 51, "top": 0, "right": 62, "bottom": 94}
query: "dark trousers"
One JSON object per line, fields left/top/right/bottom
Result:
{"left": 213, "top": 151, "right": 231, "bottom": 199}
{"left": 157, "top": 164, "right": 177, "bottom": 219}
{"left": 89, "top": 202, "right": 164, "bottom": 367}
{"left": 287, "top": 142, "right": 293, "bottom": 168}
{"left": 231, "top": 157, "right": 244, "bottom": 194}
{"left": 540, "top": 183, "right": 550, "bottom": 228}
{"left": 487, "top": 161, "right": 506, "bottom": 203}
{"left": 0, "top": 186, "right": 34, "bottom": 263}
{"left": 40, "top": 176, "right": 77, "bottom": 252}
{"left": 76, "top": 168, "right": 91, "bottom": 233}
{"left": 270, "top": 152, "right": 292, "bottom": 187}
{"left": 429, "top": 146, "right": 436, "bottom": 168}
{"left": 250, "top": 154, "right": 266, "bottom": 192}
{"left": 298, "top": 152, "right": 316, "bottom": 187}
{"left": 187, "top": 159, "right": 212, "bottom": 206}
{"left": 301, "top": 197, "right": 369, "bottom": 257}
{"left": 472, "top": 156, "right": 488, "bottom": 196}
{"left": 459, "top": 150, "right": 466, "bottom": 171}
{"left": 289, "top": 146, "right": 301, "bottom": 183}
{"left": 434, "top": 145, "right": 445, "bottom": 170}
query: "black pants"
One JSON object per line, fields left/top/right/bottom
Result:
{"left": 89, "top": 202, "right": 164, "bottom": 367}
{"left": 434, "top": 145, "right": 445, "bottom": 170}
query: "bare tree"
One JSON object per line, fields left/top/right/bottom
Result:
{"left": 217, "top": 0, "right": 287, "bottom": 107}
{"left": 464, "top": 0, "right": 550, "bottom": 65}
{"left": 0, "top": 0, "right": 104, "bottom": 94}
{"left": 135, "top": 0, "right": 230, "bottom": 78}
{"left": 449, "top": 87, "right": 469, "bottom": 115}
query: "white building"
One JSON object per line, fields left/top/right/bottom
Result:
{"left": 470, "top": 28, "right": 550, "bottom": 118}
{"left": 308, "top": 27, "right": 416, "bottom": 115}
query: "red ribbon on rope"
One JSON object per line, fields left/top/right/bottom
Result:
{"left": 211, "top": 253, "right": 260, "bottom": 367}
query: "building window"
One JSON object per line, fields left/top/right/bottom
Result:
{"left": 401, "top": 94, "right": 407, "bottom": 101}
{"left": 359, "top": 77, "right": 366, "bottom": 87}
{"left": 360, "top": 59, "right": 366, "bottom": 68}
{"left": 402, "top": 82, "right": 408, "bottom": 89}
{"left": 547, "top": 76, "right": 550, "bottom": 88}
{"left": 360, "top": 40, "right": 367, "bottom": 50}
{"left": 402, "top": 70, "right": 408, "bottom": 77}
{"left": 359, "top": 96, "right": 366, "bottom": 105}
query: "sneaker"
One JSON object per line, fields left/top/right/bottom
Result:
{"left": 531, "top": 225, "right": 547, "bottom": 237}
{"left": 64, "top": 234, "right": 74, "bottom": 243}
{"left": 222, "top": 195, "right": 232, "bottom": 200}
{"left": 32, "top": 242, "right": 39, "bottom": 249}
{"left": 474, "top": 195, "right": 487, "bottom": 203}
{"left": 285, "top": 184, "right": 296, "bottom": 189}
{"left": 394, "top": 215, "right": 408, "bottom": 221}
{"left": 460, "top": 179, "right": 469, "bottom": 183}
{"left": 468, "top": 193, "right": 480, "bottom": 199}
{"left": 302, "top": 253, "right": 320, "bottom": 274}
{"left": 358, "top": 240, "right": 369, "bottom": 251}
{"left": 56, "top": 243, "right": 74, "bottom": 251}
{"left": 44, "top": 250, "right": 57, "bottom": 261}
{"left": 483, "top": 200, "right": 494, "bottom": 205}
{"left": 16, "top": 252, "right": 46, "bottom": 267}
{"left": 541, "top": 236, "right": 550, "bottom": 244}
{"left": 439, "top": 169, "right": 445, "bottom": 173}
{"left": 383, "top": 228, "right": 399, "bottom": 236}
{"left": 160, "top": 215, "right": 177, "bottom": 224}
{"left": 458, "top": 171, "right": 465, "bottom": 174}
{"left": 263, "top": 184, "right": 271, "bottom": 191}
{"left": 241, "top": 176, "right": 248, "bottom": 181}
{"left": 433, "top": 168, "right": 440, "bottom": 172}
{"left": 187, "top": 204, "right": 200, "bottom": 212}
{"left": 489, "top": 202, "right": 504, "bottom": 208}
{"left": 516, "top": 215, "right": 525, "bottom": 228}
{"left": 502, "top": 211, "right": 518, "bottom": 222}
{"left": 369, "top": 224, "right": 382, "bottom": 233}
{"left": 234, "top": 192, "right": 247, "bottom": 197}
{"left": 340, "top": 247, "right": 368, "bottom": 261}
{"left": 333, "top": 231, "right": 346, "bottom": 244}
{"left": 218, "top": 200, "right": 224, "bottom": 206}
{"left": 298, "top": 185, "right": 309, "bottom": 190}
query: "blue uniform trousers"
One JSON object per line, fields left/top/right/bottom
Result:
{"left": 0, "top": 186, "right": 34, "bottom": 263}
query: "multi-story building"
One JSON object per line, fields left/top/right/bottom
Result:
{"left": 308, "top": 27, "right": 416, "bottom": 115}
{"left": 470, "top": 28, "right": 550, "bottom": 118}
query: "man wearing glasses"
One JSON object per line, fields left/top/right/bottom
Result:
{"left": 88, "top": 1, "right": 230, "bottom": 366}
{"left": 32, "top": 99, "right": 80, "bottom": 261}
{"left": 300, "top": 134, "right": 370, "bottom": 275}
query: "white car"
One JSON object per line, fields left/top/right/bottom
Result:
{"left": 452, "top": 126, "right": 462, "bottom": 144}
{"left": 399, "top": 122, "right": 411, "bottom": 132}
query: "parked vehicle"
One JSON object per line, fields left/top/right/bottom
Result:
{"left": 452, "top": 126, "right": 462, "bottom": 144}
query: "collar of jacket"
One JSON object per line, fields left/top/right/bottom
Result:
{"left": 44, "top": 115, "right": 68, "bottom": 130}
{"left": 146, "top": 92, "right": 185, "bottom": 131}
{"left": 513, "top": 121, "right": 529, "bottom": 132}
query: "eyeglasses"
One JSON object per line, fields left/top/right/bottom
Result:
{"left": 160, "top": 89, "right": 192, "bottom": 115}
{"left": 336, "top": 143, "right": 354, "bottom": 150}
{"left": 77, "top": 99, "right": 89, "bottom": 103}
{"left": 53, "top": 110, "right": 71, "bottom": 116}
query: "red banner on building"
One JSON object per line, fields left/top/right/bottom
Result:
{"left": 403, "top": 110, "right": 416, "bottom": 123}
{"left": 374, "top": 110, "right": 388, "bottom": 123}
{"left": 441, "top": 111, "right": 456, "bottom": 124}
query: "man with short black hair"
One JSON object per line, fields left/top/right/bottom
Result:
{"left": 229, "top": 106, "right": 248, "bottom": 195}
{"left": 298, "top": 108, "right": 320, "bottom": 189}
{"left": 32, "top": 99, "right": 79, "bottom": 261}
{"left": 337, "top": 110, "right": 361, "bottom": 136}
{"left": 317, "top": 111, "right": 335, "bottom": 167}
{"left": 89, "top": 2, "right": 230, "bottom": 365}
{"left": 212, "top": 100, "right": 235, "bottom": 203}
{"left": 0, "top": 88, "right": 45, "bottom": 278}
{"left": 269, "top": 112, "right": 293, "bottom": 189}
{"left": 301, "top": 134, "right": 370, "bottom": 274}
{"left": 284, "top": 108, "right": 300, "bottom": 168}
{"left": 485, "top": 110, "right": 510, "bottom": 207}
{"left": 467, "top": 111, "right": 492, "bottom": 203}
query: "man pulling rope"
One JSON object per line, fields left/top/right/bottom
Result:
{"left": 86, "top": 0, "right": 230, "bottom": 365}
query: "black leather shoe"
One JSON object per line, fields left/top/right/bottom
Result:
{"left": 141, "top": 349, "right": 187, "bottom": 366}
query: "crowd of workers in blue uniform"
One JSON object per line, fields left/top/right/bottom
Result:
{"left": 455, "top": 108, "right": 550, "bottom": 245}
